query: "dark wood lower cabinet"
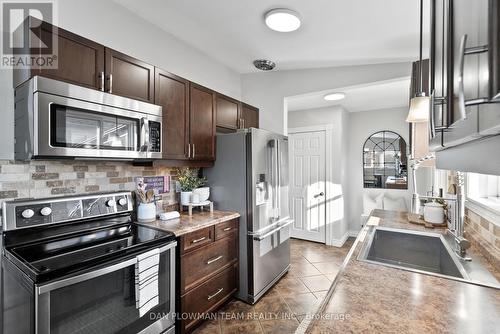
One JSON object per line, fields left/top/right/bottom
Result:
{"left": 177, "top": 219, "right": 239, "bottom": 333}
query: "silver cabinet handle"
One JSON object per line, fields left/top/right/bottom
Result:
{"left": 99, "top": 71, "right": 104, "bottom": 91}
{"left": 206, "top": 255, "right": 223, "bottom": 265}
{"left": 207, "top": 288, "right": 224, "bottom": 300}
{"left": 192, "top": 144, "right": 195, "bottom": 158}
{"left": 191, "top": 236, "right": 206, "bottom": 244}
{"left": 429, "top": 90, "right": 436, "bottom": 138}
{"left": 109, "top": 73, "right": 113, "bottom": 93}
{"left": 456, "top": 34, "right": 468, "bottom": 124}
{"left": 223, "top": 227, "right": 232, "bottom": 231}
{"left": 187, "top": 143, "right": 191, "bottom": 158}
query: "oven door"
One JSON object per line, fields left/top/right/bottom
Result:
{"left": 35, "top": 92, "right": 162, "bottom": 160}
{"left": 34, "top": 242, "right": 176, "bottom": 334}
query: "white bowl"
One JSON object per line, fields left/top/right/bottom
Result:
{"left": 193, "top": 187, "right": 210, "bottom": 202}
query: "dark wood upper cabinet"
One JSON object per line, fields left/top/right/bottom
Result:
{"left": 189, "top": 83, "right": 216, "bottom": 161}
{"left": 155, "top": 68, "right": 190, "bottom": 160}
{"left": 216, "top": 94, "right": 240, "bottom": 133}
{"left": 240, "top": 103, "right": 259, "bottom": 129}
{"left": 104, "top": 48, "right": 155, "bottom": 103}
{"left": 14, "top": 17, "right": 105, "bottom": 89}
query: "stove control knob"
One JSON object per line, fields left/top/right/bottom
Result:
{"left": 106, "top": 199, "right": 116, "bottom": 207}
{"left": 21, "top": 209, "right": 35, "bottom": 219}
{"left": 40, "top": 207, "right": 52, "bottom": 216}
{"left": 118, "top": 198, "right": 128, "bottom": 206}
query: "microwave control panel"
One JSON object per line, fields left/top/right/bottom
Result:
{"left": 149, "top": 121, "right": 161, "bottom": 152}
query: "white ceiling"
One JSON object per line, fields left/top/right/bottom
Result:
{"left": 114, "top": 0, "right": 429, "bottom": 73}
{"left": 286, "top": 77, "right": 411, "bottom": 113}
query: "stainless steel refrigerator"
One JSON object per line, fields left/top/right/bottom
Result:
{"left": 205, "top": 128, "right": 292, "bottom": 304}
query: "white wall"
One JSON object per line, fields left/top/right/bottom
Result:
{"left": 346, "top": 107, "right": 412, "bottom": 232}
{"left": 242, "top": 62, "right": 412, "bottom": 135}
{"left": 288, "top": 106, "right": 350, "bottom": 244}
{"left": 0, "top": 0, "right": 242, "bottom": 159}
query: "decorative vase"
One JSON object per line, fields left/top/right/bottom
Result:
{"left": 137, "top": 202, "right": 156, "bottom": 223}
{"left": 193, "top": 187, "right": 210, "bottom": 202}
{"left": 180, "top": 191, "right": 192, "bottom": 205}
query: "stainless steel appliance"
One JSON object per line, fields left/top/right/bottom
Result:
{"left": 14, "top": 76, "right": 163, "bottom": 160}
{"left": 205, "top": 128, "right": 291, "bottom": 304}
{"left": 1, "top": 192, "right": 176, "bottom": 334}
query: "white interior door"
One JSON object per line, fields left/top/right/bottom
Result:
{"left": 289, "top": 131, "right": 326, "bottom": 243}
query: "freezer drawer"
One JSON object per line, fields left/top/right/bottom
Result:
{"left": 248, "top": 223, "right": 291, "bottom": 301}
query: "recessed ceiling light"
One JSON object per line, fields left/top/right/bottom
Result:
{"left": 323, "top": 92, "right": 346, "bottom": 101}
{"left": 253, "top": 59, "right": 276, "bottom": 71}
{"left": 265, "top": 9, "right": 301, "bottom": 32}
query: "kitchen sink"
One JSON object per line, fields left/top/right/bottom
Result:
{"left": 358, "top": 227, "right": 469, "bottom": 280}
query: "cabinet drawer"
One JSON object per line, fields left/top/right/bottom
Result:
{"left": 180, "top": 227, "right": 214, "bottom": 254}
{"left": 215, "top": 219, "right": 238, "bottom": 240}
{"left": 180, "top": 236, "right": 237, "bottom": 294}
{"left": 181, "top": 264, "right": 237, "bottom": 332}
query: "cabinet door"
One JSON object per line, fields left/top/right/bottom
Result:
{"left": 16, "top": 17, "right": 105, "bottom": 89}
{"left": 216, "top": 94, "right": 240, "bottom": 132}
{"left": 479, "top": 1, "right": 500, "bottom": 135}
{"left": 240, "top": 103, "right": 259, "bottom": 129}
{"left": 189, "top": 84, "right": 216, "bottom": 161}
{"left": 155, "top": 68, "right": 190, "bottom": 159}
{"left": 443, "top": 0, "right": 483, "bottom": 147}
{"left": 105, "top": 48, "right": 154, "bottom": 103}
{"left": 429, "top": 0, "right": 452, "bottom": 150}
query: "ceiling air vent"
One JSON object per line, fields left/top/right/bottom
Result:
{"left": 253, "top": 59, "right": 276, "bottom": 71}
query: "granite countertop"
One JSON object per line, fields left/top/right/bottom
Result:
{"left": 136, "top": 210, "right": 240, "bottom": 236}
{"left": 300, "top": 209, "right": 500, "bottom": 334}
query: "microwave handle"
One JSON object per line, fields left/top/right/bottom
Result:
{"left": 36, "top": 241, "right": 177, "bottom": 295}
{"left": 140, "top": 117, "right": 150, "bottom": 152}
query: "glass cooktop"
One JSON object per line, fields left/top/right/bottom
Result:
{"left": 4, "top": 215, "right": 175, "bottom": 282}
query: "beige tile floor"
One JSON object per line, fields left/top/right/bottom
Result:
{"left": 193, "top": 237, "right": 354, "bottom": 334}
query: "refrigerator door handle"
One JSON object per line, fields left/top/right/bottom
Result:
{"left": 276, "top": 139, "right": 281, "bottom": 219}
{"left": 269, "top": 139, "right": 279, "bottom": 220}
{"left": 250, "top": 219, "right": 293, "bottom": 241}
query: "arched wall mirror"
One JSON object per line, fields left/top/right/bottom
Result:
{"left": 363, "top": 131, "right": 408, "bottom": 189}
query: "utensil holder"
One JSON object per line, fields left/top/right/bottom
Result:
{"left": 137, "top": 202, "right": 156, "bottom": 223}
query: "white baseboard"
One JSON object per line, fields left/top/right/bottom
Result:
{"left": 328, "top": 231, "right": 360, "bottom": 247}
{"left": 348, "top": 230, "right": 359, "bottom": 237}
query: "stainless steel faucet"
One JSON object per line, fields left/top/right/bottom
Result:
{"left": 447, "top": 171, "right": 471, "bottom": 260}
{"left": 409, "top": 154, "right": 471, "bottom": 260}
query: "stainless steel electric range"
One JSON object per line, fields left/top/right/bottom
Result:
{"left": 1, "top": 192, "right": 176, "bottom": 334}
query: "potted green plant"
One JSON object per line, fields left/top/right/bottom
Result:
{"left": 174, "top": 167, "right": 207, "bottom": 205}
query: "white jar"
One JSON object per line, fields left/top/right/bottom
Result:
{"left": 423, "top": 201, "right": 445, "bottom": 225}
{"left": 180, "top": 191, "right": 192, "bottom": 206}
{"left": 137, "top": 202, "right": 156, "bottom": 223}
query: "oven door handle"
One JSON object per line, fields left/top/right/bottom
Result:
{"left": 36, "top": 241, "right": 177, "bottom": 295}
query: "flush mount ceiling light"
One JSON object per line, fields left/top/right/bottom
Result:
{"left": 265, "top": 9, "right": 301, "bottom": 32}
{"left": 253, "top": 59, "right": 276, "bottom": 71}
{"left": 323, "top": 92, "right": 346, "bottom": 101}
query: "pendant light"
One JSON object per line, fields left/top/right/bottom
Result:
{"left": 406, "top": 0, "right": 430, "bottom": 123}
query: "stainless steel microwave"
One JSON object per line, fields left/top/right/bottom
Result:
{"left": 14, "top": 76, "right": 162, "bottom": 160}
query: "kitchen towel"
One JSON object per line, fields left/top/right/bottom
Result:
{"left": 135, "top": 248, "right": 160, "bottom": 317}
{"left": 159, "top": 211, "right": 180, "bottom": 221}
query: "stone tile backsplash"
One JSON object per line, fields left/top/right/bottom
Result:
{"left": 465, "top": 207, "right": 500, "bottom": 269}
{"left": 0, "top": 160, "right": 178, "bottom": 216}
